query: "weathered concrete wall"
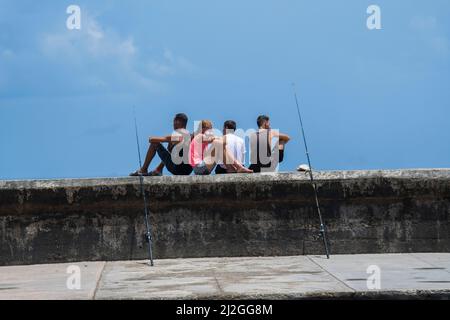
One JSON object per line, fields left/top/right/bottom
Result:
{"left": 0, "top": 169, "right": 449, "bottom": 266}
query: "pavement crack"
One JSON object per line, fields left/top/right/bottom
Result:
{"left": 306, "top": 256, "right": 355, "bottom": 292}
{"left": 212, "top": 269, "right": 224, "bottom": 295}
{"left": 214, "top": 276, "right": 223, "bottom": 293}
{"left": 92, "top": 261, "right": 107, "bottom": 300}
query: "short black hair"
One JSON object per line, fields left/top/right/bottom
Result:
{"left": 223, "top": 120, "right": 237, "bottom": 132}
{"left": 174, "top": 113, "right": 188, "bottom": 128}
{"left": 257, "top": 115, "right": 270, "bottom": 127}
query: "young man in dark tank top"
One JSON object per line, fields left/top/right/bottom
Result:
{"left": 249, "top": 115, "right": 291, "bottom": 173}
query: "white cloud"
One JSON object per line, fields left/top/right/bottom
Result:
{"left": 38, "top": 13, "right": 197, "bottom": 94}
{"left": 147, "top": 61, "right": 175, "bottom": 77}
{"left": 85, "top": 17, "right": 104, "bottom": 41}
{"left": 41, "top": 13, "right": 136, "bottom": 62}
{"left": 146, "top": 48, "right": 197, "bottom": 77}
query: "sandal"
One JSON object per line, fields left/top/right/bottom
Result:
{"left": 129, "top": 170, "right": 149, "bottom": 177}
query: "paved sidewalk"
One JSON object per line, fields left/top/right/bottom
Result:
{"left": 0, "top": 253, "right": 449, "bottom": 300}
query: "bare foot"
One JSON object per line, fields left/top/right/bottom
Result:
{"left": 237, "top": 167, "right": 253, "bottom": 173}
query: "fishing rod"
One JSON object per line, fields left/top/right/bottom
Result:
{"left": 133, "top": 107, "right": 154, "bottom": 267}
{"left": 292, "top": 83, "right": 330, "bottom": 259}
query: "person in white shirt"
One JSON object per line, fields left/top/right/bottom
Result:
{"left": 215, "top": 120, "right": 246, "bottom": 174}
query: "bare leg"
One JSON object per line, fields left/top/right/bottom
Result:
{"left": 139, "top": 142, "right": 160, "bottom": 173}
{"left": 150, "top": 162, "right": 165, "bottom": 175}
{"left": 224, "top": 160, "right": 253, "bottom": 173}
{"left": 203, "top": 142, "right": 218, "bottom": 172}
{"left": 215, "top": 138, "right": 253, "bottom": 173}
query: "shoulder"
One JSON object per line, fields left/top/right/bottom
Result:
{"left": 191, "top": 133, "right": 202, "bottom": 142}
{"left": 179, "top": 128, "right": 191, "bottom": 135}
{"left": 173, "top": 129, "right": 189, "bottom": 136}
{"left": 235, "top": 135, "right": 245, "bottom": 144}
{"left": 227, "top": 133, "right": 243, "bottom": 143}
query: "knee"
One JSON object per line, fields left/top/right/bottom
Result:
{"left": 204, "top": 156, "right": 215, "bottom": 166}
{"left": 213, "top": 140, "right": 223, "bottom": 149}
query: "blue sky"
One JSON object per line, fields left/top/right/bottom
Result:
{"left": 0, "top": 0, "right": 449, "bottom": 180}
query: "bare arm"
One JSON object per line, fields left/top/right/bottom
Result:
{"left": 149, "top": 134, "right": 183, "bottom": 144}
{"left": 270, "top": 131, "right": 291, "bottom": 142}
{"left": 149, "top": 136, "right": 170, "bottom": 144}
{"left": 201, "top": 133, "right": 217, "bottom": 144}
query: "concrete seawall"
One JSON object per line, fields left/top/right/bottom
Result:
{"left": 0, "top": 169, "right": 449, "bottom": 266}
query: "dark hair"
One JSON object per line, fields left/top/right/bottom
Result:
{"left": 223, "top": 120, "right": 237, "bottom": 132}
{"left": 257, "top": 115, "right": 270, "bottom": 128}
{"left": 174, "top": 113, "right": 188, "bottom": 128}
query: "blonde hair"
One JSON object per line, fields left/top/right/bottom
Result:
{"left": 196, "top": 120, "right": 213, "bottom": 135}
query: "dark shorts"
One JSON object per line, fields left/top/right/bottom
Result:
{"left": 157, "top": 144, "right": 193, "bottom": 175}
{"left": 249, "top": 149, "right": 284, "bottom": 173}
{"left": 193, "top": 164, "right": 212, "bottom": 175}
{"left": 214, "top": 165, "right": 228, "bottom": 174}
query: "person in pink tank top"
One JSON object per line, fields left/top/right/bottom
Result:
{"left": 190, "top": 120, "right": 253, "bottom": 175}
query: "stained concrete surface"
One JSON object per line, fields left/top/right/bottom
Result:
{"left": 0, "top": 261, "right": 105, "bottom": 300}
{"left": 0, "top": 253, "right": 449, "bottom": 300}
{"left": 310, "top": 253, "right": 450, "bottom": 291}
{"left": 94, "top": 256, "right": 352, "bottom": 299}
{"left": 2, "top": 169, "right": 450, "bottom": 266}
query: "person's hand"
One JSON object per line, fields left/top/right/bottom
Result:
{"left": 204, "top": 131, "right": 215, "bottom": 142}
{"left": 170, "top": 134, "right": 182, "bottom": 143}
